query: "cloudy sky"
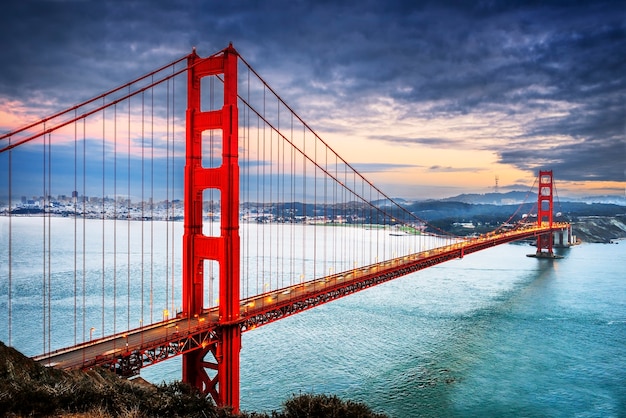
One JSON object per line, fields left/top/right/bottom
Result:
{"left": 1, "top": 0, "right": 624, "bottom": 199}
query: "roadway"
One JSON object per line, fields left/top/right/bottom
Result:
{"left": 34, "top": 223, "right": 568, "bottom": 374}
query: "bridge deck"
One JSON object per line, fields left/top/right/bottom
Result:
{"left": 34, "top": 224, "right": 568, "bottom": 375}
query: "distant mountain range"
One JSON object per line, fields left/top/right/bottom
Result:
{"left": 441, "top": 191, "right": 537, "bottom": 205}
{"left": 441, "top": 191, "right": 626, "bottom": 206}
{"left": 373, "top": 191, "right": 625, "bottom": 208}
{"left": 371, "top": 191, "right": 626, "bottom": 226}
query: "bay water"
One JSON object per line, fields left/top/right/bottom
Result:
{"left": 1, "top": 217, "right": 624, "bottom": 417}
{"left": 236, "top": 239, "right": 626, "bottom": 416}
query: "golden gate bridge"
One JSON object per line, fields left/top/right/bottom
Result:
{"left": 0, "top": 44, "right": 570, "bottom": 413}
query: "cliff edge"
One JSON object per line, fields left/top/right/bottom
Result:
{"left": 0, "top": 341, "right": 223, "bottom": 417}
{"left": 572, "top": 215, "right": 626, "bottom": 243}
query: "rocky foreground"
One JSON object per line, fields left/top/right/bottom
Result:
{"left": 0, "top": 341, "right": 225, "bottom": 417}
{"left": 0, "top": 342, "right": 386, "bottom": 417}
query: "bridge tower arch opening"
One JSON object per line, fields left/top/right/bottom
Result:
{"left": 182, "top": 44, "right": 240, "bottom": 410}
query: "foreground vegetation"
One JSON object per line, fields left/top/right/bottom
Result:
{"left": 0, "top": 342, "right": 386, "bottom": 417}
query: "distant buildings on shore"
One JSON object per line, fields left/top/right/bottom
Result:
{"left": 0, "top": 191, "right": 425, "bottom": 230}
{"left": 2, "top": 192, "right": 184, "bottom": 221}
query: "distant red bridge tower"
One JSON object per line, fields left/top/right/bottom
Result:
{"left": 536, "top": 170, "right": 555, "bottom": 257}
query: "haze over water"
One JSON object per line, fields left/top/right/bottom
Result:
{"left": 1, "top": 218, "right": 624, "bottom": 417}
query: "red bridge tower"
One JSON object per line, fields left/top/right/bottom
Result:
{"left": 182, "top": 45, "right": 241, "bottom": 410}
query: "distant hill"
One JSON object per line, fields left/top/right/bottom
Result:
{"left": 441, "top": 191, "right": 536, "bottom": 205}
{"left": 373, "top": 191, "right": 625, "bottom": 207}
{"left": 369, "top": 195, "right": 626, "bottom": 242}
{"left": 442, "top": 191, "right": 626, "bottom": 206}
{"left": 396, "top": 200, "right": 625, "bottom": 223}
{"left": 562, "top": 195, "right": 626, "bottom": 206}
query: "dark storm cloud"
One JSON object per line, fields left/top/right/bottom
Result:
{"left": 500, "top": 138, "right": 625, "bottom": 182}
{"left": 1, "top": 0, "right": 624, "bottom": 184}
{"left": 214, "top": 0, "right": 624, "bottom": 184}
{"left": 0, "top": 1, "right": 194, "bottom": 108}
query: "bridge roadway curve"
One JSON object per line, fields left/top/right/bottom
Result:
{"left": 34, "top": 224, "right": 568, "bottom": 375}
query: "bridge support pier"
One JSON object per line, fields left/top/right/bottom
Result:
{"left": 182, "top": 345, "right": 219, "bottom": 402}
{"left": 182, "top": 44, "right": 241, "bottom": 412}
{"left": 219, "top": 325, "right": 241, "bottom": 408}
{"left": 181, "top": 325, "right": 240, "bottom": 407}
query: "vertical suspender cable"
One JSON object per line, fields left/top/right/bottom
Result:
{"left": 342, "top": 163, "right": 354, "bottom": 269}
{"left": 141, "top": 91, "right": 145, "bottom": 329}
{"left": 301, "top": 125, "right": 306, "bottom": 283}
{"left": 150, "top": 77, "right": 154, "bottom": 324}
{"left": 42, "top": 126, "right": 46, "bottom": 354}
{"left": 280, "top": 101, "right": 285, "bottom": 288}
{"left": 74, "top": 109, "right": 78, "bottom": 345}
{"left": 113, "top": 103, "right": 117, "bottom": 337}
{"left": 102, "top": 101, "right": 106, "bottom": 339}
{"left": 340, "top": 160, "right": 344, "bottom": 271}
{"left": 168, "top": 73, "right": 174, "bottom": 315}
{"left": 47, "top": 132, "right": 52, "bottom": 354}
{"left": 239, "top": 72, "right": 244, "bottom": 299}
{"left": 276, "top": 100, "right": 280, "bottom": 288}
{"left": 262, "top": 87, "right": 266, "bottom": 294}
{"left": 338, "top": 156, "right": 342, "bottom": 272}
{"left": 352, "top": 163, "right": 356, "bottom": 269}
{"left": 7, "top": 137, "right": 12, "bottom": 347}
{"left": 128, "top": 87, "right": 132, "bottom": 331}
{"left": 332, "top": 153, "right": 336, "bottom": 273}
{"left": 370, "top": 180, "right": 380, "bottom": 261}
{"left": 82, "top": 118, "right": 86, "bottom": 346}
{"left": 243, "top": 70, "right": 250, "bottom": 300}
{"left": 171, "top": 69, "right": 176, "bottom": 316}
{"left": 276, "top": 110, "right": 282, "bottom": 281}
{"left": 363, "top": 177, "right": 370, "bottom": 263}
{"left": 266, "top": 94, "right": 271, "bottom": 291}
{"left": 256, "top": 116, "right": 260, "bottom": 296}
{"left": 326, "top": 149, "right": 330, "bottom": 271}
{"left": 358, "top": 171, "right": 364, "bottom": 264}
{"left": 344, "top": 165, "right": 348, "bottom": 269}
{"left": 331, "top": 150, "right": 335, "bottom": 272}
{"left": 290, "top": 114, "right": 295, "bottom": 285}
{"left": 165, "top": 78, "right": 170, "bottom": 318}
{"left": 313, "top": 132, "right": 317, "bottom": 283}
{"left": 269, "top": 98, "right": 273, "bottom": 290}
{"left": 323, "top": 144, "right": 327, "bottom": 277}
